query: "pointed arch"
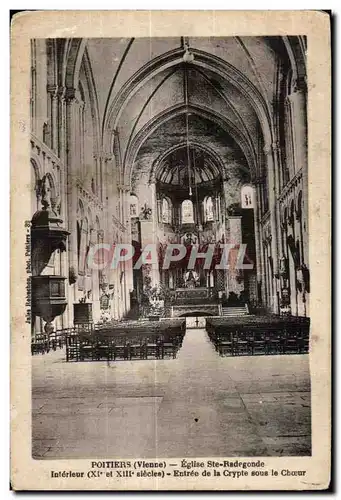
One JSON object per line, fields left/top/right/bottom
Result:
{"left": 61, "top": 38, "right": 88, "bottom": 90}
{"left": 103, "top": 46, "right": 274, "bottom": 156}
{"left": 150, "top": 141, "right": 226, "bottom": 184}
{"left": 81, "top": 46, "right": 101, "bottom": 155}
{"left": 126, "top": 103, "right": 257, "bottom": 183}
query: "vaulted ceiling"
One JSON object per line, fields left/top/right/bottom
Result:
{"left": 82, "top": 36, "right": 306, "bottom": 184}
{"left": 155, "top": 145, "right": 221, "bottom": 186}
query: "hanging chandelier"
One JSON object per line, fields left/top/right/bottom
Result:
{"left": 186, "top": 111, "right": 192, "bottom": 198}
{"left": 183, "top": 45, "right": 195, "bottom": 64}
{"left": 182, "top": 40, "right": 201, "bottom": 241}
{"left": 183, "top": 41, "right": 194, "bottom": 198}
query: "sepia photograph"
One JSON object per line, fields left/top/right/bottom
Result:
{"left": 30, "top": 34, "right": 311, "bottom": 459}
{"left": 10, "top": 10, "right": 331, "bottom": 491}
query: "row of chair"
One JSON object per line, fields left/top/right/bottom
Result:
{"left": 206, "top": 317, "right": 310, "bottom": 357}
{"left": 65, "top": 334, "right": 184, "bottom": 362}
{"left": 206, "top": 315, "right": 310, "bottom": 329}
{"left": 31, "top": 328, "right": 76, "bottom": 355}
{"left": 31, "top": 320, "right": 186, "bottom": 357}
{"left": 211, "top": 331, "right": 309, "bottom": 357}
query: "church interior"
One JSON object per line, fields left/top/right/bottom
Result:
{"left": 30, "top": 36, "right": 311, "bottom": 458}
{"left": 30, "top": 36, "right": 309, "bottom": 331}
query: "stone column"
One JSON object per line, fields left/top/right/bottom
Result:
{"left": 222, "top": 178, "right": 231, "bottom": 295}
{"left": 93, "top": 152, "right": 101, "bottom": 203}
{"left": 150, "top": 181, "right": 160, "bottom": 288}
{"left": 103, "top": 153, "right": 114, "bottom": 234}
{"left": 46, "top": 84, "right": 59, "bottom": 154}
{"left": 121, "top": 184, "right": 133, "bottom": 314}
{"left": 253, "top": 181, "right": 264, "bottom": 305}
{"left": 79, "top": 101, "right": 85, "bottom": 178}
{"left": 57, "top": 87, "right": 67, "bottom": 164}
{"left": 65, "top": 88, "right": 81, "bottom": 323}
{"left": 157, "top": 198, "right": 162, "bottom": 223}
{"left": 56, "top": 86, "right": 71, "bottom": 326}
{"left": 263, "top": 237, "right": 272, "bottom": 308}
{"left": 272, "top": 142, "right": 285, "bottom": 262}
{"left": 88, "top": 227, "right": 99, "bottom": 320}
{"left": 287, "top": 82, "right": 307, "bottom": 175}
{"left": 105, "top": 153, "right": 118, "bottom": 319}
{"left": 228, "top": 215, "right": 243, "bottom": 296}
{"left": 288, "top": 81, "right": 308, "bottom": 260}
{"left": 138, "top": 209, "right": 155, "bottom": 315}
{"left": 264, "top": 143, "right": 280, "bottom": 314}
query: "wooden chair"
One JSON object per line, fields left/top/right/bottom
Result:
{"left": 233, "top": 329, "right": 250, "bottom": 356}
{"left": 161, "top": 339, "right": 177, "bottom": 359}
{"left": 79, "top": 335, "right": 95, "bottom": 361}
{"left": 128, "top": 338, "right": 144, "bottom": 360}
{"left": 250, "top": 329, "right": 267, "bottom": 355}
{"left": 145, "top": 337, "right": 161, "bottom": 359}
{"left": 283, "top": 328, "right": 299, "bottom": 354}
{"left": 66, "top": 335, "right": 80, "bottom": 362}
{"left": 93, "top": 335, "right": 112, "bottom": 361}
{"left": 265, "top": 326, "right": 284, "bottom": 355}
{"left": 217, "top": 332, "right": 234, "bottom": 357}
{"left": 113, "top": 337, "right": 129, "bottom": 360}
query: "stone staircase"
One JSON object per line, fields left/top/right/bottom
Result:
{"left": 221, "top": 305, "right": 248, "bottom": 317}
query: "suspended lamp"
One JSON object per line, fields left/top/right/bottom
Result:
{"left": 183, "top": 46, "right": 195, "bottom": 64}
{"left": 186, "top": 111, "right": 192, "bottom": 198}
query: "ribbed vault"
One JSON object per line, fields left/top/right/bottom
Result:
{"left": 56, "top": 35, "right": 306, "bottom": 191}
{"left": 155, "top": 146, "right": 221, "bottom": 186}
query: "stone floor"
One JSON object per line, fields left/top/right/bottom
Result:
{"left": 32, "top": 327, "right": 311, "bottom": 459}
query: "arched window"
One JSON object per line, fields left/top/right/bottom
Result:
{"left": 162, "top": 198, "right": 172, "bottom": 224}
{"left": 241, "top": 185, "right": 254, "bottom": 209}
{"left": 130, "top": 194, "right": 139, "bottom": 218}
{"left": 182, "top": 199, "right": 194, "bottom": 224}
{"left": 204, "top": 196, "right": 214, "bottom": 222}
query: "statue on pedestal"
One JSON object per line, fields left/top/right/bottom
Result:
{"left": 140, "top": 203, "right": 152, "bottom": 220}
{"left": 184, "top": 270, "right": 199, "bottom": 288}
{"left": 181, "top": 232, "right": 198, "bottom": 246}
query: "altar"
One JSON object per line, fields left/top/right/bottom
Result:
{"left": 175, "top": 287, "right": 210, "bottom": 301}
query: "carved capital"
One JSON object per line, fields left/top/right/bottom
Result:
{"left": 57, "top": 86, "right": 67, "bottom": 101}
{"left": 263, "top": 143, "right": 271, "bottom": 156}
{"left": 118, "top": 184, "right": 130, "bottom": 192}
{"left": 255, "top": 175, "right": 264, "bottom": 186}
{"left": 264, "top": 142, "right": 279, "bottom": 155}
{"left": 64, "top": 87, "right": 77, "bottom": 103}
{"left": 104, "top": 153, "right": 114, "bottom": 162}
{"left": 93, "top": 152, "right": 101, "bottom": 161}
{"left": 47, "top": 84, "right": 59, "bottom": 99}
{"left": 292, "top": 75, "right": 307, "bottom": 94}
{"left": 89, "top": 228, "right": 97, "bottom": 245}
{"left": 149, "top": 173, "right": 156, "bottom": 184}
